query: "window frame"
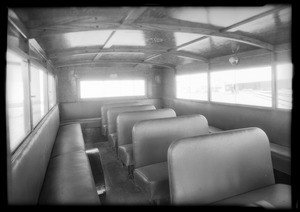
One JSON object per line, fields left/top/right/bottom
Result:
{"left": 78, "top": 78, "right": 148, "bottom": 100}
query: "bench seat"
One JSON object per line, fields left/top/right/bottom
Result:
{"left": 213, "top": 184, "right": 291, "bottom": 208}
{"left": 270, "top": 143, "right": 291, "bottom": 175}
{"left": 207, "top": 126, "right": 291, "bottom": 175}
{"left": 134, "top": 162, "right": 169, "bottom": 202}
{"left": 39, "top": 150, "right": 100, "bottom": 204}
{"left": 51, "top": 124, "right": 85, "bottom": 158}
{"left": 133, "top": 115, "right": 209, "bottom": 203}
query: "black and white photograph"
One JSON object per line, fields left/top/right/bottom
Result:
{"left": 2, "top": 2, "right": 297, "bottom": 208}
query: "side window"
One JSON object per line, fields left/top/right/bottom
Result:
{"left": 80, "top": 79, "right": 146, "bottom": 99}
{"left": 30, "top": 64, "right": 48, "bottom": 127}
{"left": 176, "top": 73, "right": 208, "bottom": 101}
{"left": 48, "top": 74, "right": 57, "bottom": 109}
{"left": 6, "top": 50, "right": 31, "bottom": 151}
{"left": 211, "top": 70, "right": 236, "bottom": 104}
{"left": 276, "top": 63, "right": 293, "bottom": 109}
{"left": 210, "top": 66, "right": 272, "bottom": 107}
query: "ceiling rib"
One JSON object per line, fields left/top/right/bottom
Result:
{"left": 55, "top": 59, "right": 175, "bottom": 70}
{"left": 176, "top": 5, "right": 289, "bottom": 51}
{"left": 26, "top": 7, "right": 282, "bottom": 52}
{"left": 49, "top": 47, "right": 207, "bottom": 63}
{"left": 143, "top": 6, "right": 287, "bottom": 63}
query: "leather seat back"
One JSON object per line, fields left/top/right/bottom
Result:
{"left": 107, "top": 105, "right": 156, "bottom": 135}
{"left": 101, "top": 102, "right": 139, "bottom": 127}
{"left": 133, "top": 115, "right": 209, "bottom": 169}
{"left": 117, "top": 108, "right": 176, "bottom": 147}
{"left": 168, "top": 127, "right": 275, "bottom": 205}
{"left": 10, "top": 106, "right": 60, "bottom": 204}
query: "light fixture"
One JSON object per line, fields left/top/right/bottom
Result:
{"left": 229, "top": 43, "right": 240, "bottom": 66}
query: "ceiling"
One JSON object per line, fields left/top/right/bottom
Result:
{"left": 10, "top": 5, "right": 291, "bottom": 70}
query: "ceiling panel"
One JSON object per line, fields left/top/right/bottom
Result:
{"left": 14, "top": 7, "right": 130, "bottom": 29}
{"left": 228, "top": 7, "right": 291, "bottom": 45}
{"left": 36, "top": 30, "right": 112, "bottom": 53}
{"left": 165, "top": 6, "right": 276, "bottom": 28}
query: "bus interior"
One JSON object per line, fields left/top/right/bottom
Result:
{"left": 4, "top": 4, "right": 296, "bottom": 208}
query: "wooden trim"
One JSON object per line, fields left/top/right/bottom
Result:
{"left": 55, "top": 59, "right": 175, "bottom": 70}
{"left": 8, "top": 9, "right": 29, "bottom": 39}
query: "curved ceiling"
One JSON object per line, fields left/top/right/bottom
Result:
{"left": 10, "top": 5, "right": 291, "bottom": 70}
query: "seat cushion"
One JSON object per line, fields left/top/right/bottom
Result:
{"left": 213, "top": 184, "right": 291, "bottom": 208}
{"left": 51, "top": 124, "right": 85, "bottom": 158}
{"left": 134, "top": 162, "right": 169, "bottom": 201}
{"left": 118, "top": 144, "right": 133, "bottom": 166}
{"left": 108, "top": 133, "right": 118, "bottom": 147}
{"left": 39, "top": 150, "right": 100, "bottom": 205}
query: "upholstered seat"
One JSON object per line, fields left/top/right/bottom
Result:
{"left": 118, "top": 144, "right": 133, "bottom": 166}
{"left": 39, "top": 150, "right": 100, "bottom": 205}
{"left": 213, "top": 184, "right": 291, "bottom": 208}
{"left": 117, "top": 109, "right": 176, "bottom": 172}
{"left": 107, "top": 105, "right": 156, "bottom": 153}
{"left": 51, "top": 123, "right": 85, "bottom": 158}
{"left": 132, "top": 115, "right": 209, "bottom": 203}
{"left": 168, "top": 127, "right": 291, "bottom": 208}
{"left": 134, "top": 162, "right": 169, "bottom": 202}
{"left": 101, "top": 102, "right": 139, "bottom": 136}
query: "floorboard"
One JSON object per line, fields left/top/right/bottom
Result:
{"left": 83, "top": 127, "right": 150, "bottom": 205}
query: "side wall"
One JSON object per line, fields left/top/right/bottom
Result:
{"left": 162, "top": 45, "right": 292, "bottom": 148}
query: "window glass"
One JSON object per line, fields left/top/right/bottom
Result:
{"left": 6, "top": 50, "right": 31, "bottom": 151}
{"left": 276, "top": 63, "right": 293, "bottom": 109}
{"left": 80, "top": 79, "right": 146, "bottom": 98}
{"left": 176, "top": 73, "right": 208, "bottom": 101}
{"left": 235, "top": 67, "right": 272, "bottom": 107}
{"left": 48, "top": 74, "right": 57, "bottom": 108}
{"left": 211, "top": 67, "right": 272, "bottom": 107}
{"left": 211, "top": 70, "right": 236, "bottom": 104}
{"left": 30, "top": 65, "right": 48, "bottom": 126}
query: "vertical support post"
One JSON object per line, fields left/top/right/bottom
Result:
{"left": 207, "top": 61, "right": 211, "bottom": 102}
{"left": 28, "top": 60, "right": 34, "bottom": 129}
{"left": 271, "top": 51, "right": 277, "bottom": 109}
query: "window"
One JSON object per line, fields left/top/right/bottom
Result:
{"left": 48, "top": 74, "right": 57, "bottom": 109}
{"left": 211, "top": 70, "right": 236, "bottom": 104}
{"left": 211, "top": 66, "right": 272, "bottom": 107}
{"left": 30, "top": 64, "right": 48, "bottom": 126}
{"left": 235, "top": 67, "right": 272, "bottom": 107}
{"left": 80, "top": 79, "right": 146, "bottom": 99}
{"left": 276, "top": 63, "right": 293, "bottom": 109}
{"left": 176, "top": 73, "right": 208, "bottom": 101}
{"left": 6, "top": 50, "right": 31, "bottom": 151}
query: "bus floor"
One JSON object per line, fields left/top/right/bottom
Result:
{"left": 83, "top": 127, "right": 150, "bottom": 205}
